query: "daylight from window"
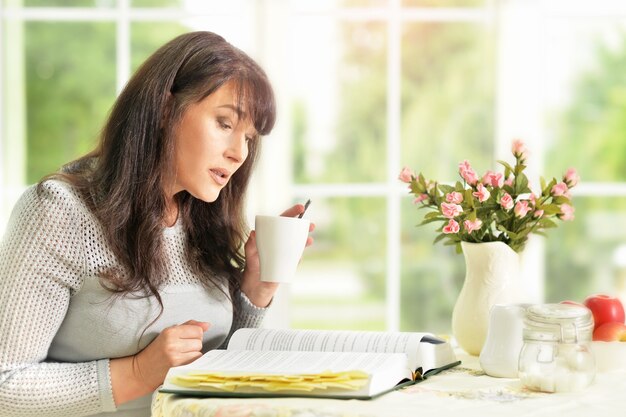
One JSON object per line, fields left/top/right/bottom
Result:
{"left": 2, "top": 0, "right": 626, "bottom": 333}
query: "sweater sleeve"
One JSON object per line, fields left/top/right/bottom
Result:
{"left": 0, "top": 182, "right": 116, "bottom": 416}
{"left": 218, "top": 290, "right": 269, "bottom": 349}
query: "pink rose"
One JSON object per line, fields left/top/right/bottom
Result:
{"left": 445, "top": 192, "right": 464, "bottom": 204}
{"left": 472, "top": 183, "right": 491, "bottom": 203}
{"left": 512, "top": 139, "right": 527, "bottom": 159}
{"left": 458, "top": 160, "right": 479, "bottom": 186}
{"left": 463, "top": 219, "right": 483, "bottom": 234}
{"left": 413, "top": 194, "right": 429, "bottom": 204}
{"left": 441, "top": 202, "right": 463, "bottom": 219}
{"left": 551, "top": 182, "right": 570, "bottom": 197}
{"left": 482, "top": 171, "right": 504, "bottom": 188}
{"left": 564, "top": 168, "right": 579, "bottom": 187}
{"left": 398, "top": 167, "right": 414, "bottom": 183}
{"left": 500, "top": 193, "right": 514, "bottom": 210}
{"left": 514, "top": 200, "right": 531, "bottom": 218}
{"left": 442, "top": 219, "right": 460, "bottom": 234}
{"left": 533, "top": 209, "right": 544, "bottom": 218}
{"left": 504, "top": 175, "right": 514, "bottom": 187}
{"left": 560, "top": 203, "right": 575, "bottom": 221}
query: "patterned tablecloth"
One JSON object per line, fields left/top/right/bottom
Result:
{"left": 151, "top": 350, "right": 626, "bottom": 417}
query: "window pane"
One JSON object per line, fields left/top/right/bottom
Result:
{"left": 402, "top": 0, "right": 486, "bottom": 6}
{"left": 400, "top": 200, "right": 465, "bottom": 333}
{"left": 131, "top": 22, "right": 187, "bottom": 72}
{"left": 399, "top": 22, "right": 493, "bottom": 333}
{"left": 25, "top": 22, "right": 116, "bottom": 183}
{"left": 544, "top": 20, "right": 626, "bottom": 182}
{"left": 131, "top": 0, "right": 253, "bottom": 13}
{"left": 24, "top": 0, "right": 116, "bottom": 6}
{"left": 291, "top": 197, "right": 386, "bottom": 330}
{"left": 400, "top": 22, "right": 494, "bottom": 182}
{"left": 545, "top": 196, "right": 626, "bottom": 305}
{"left": 292, "top": 19, "right": 387, "bottom": 184}
{"left": 291, "top": 0, "right": 389, "bottom": 12}
{"left": 131, "top": 0, "right": 181, "bottom": 7}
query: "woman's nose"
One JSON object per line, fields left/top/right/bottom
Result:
{"left": 225, "top": 133, "right": 248, "bottom": 163}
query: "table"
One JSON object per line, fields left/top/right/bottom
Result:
{"left": 151, "top": 351, "right": 626, "bottom": 417}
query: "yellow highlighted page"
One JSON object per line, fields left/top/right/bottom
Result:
{"left": 170, "top": 370, "right": 369, "bottom": 392}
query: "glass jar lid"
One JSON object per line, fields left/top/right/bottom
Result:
{"left": 523, "top": 303, "right": 594, "bottom": 343}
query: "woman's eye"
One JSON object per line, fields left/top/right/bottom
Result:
{"left": 218, "top": 120, "right": 232, "bottom": 130}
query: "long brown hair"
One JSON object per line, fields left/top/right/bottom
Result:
{"left": 42, "top": 31, "right": 276, "bottom": 313}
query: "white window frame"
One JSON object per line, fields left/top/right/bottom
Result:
{"left": 2, "top": 0, "right": 626, "bottom": 332}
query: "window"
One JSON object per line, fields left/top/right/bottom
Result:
{"left": 2, "top": 0, "right": 626, "bottom": 333}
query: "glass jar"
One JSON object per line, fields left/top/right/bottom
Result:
{"left": 518, "top": 303, "right": 595, "bottom": 393}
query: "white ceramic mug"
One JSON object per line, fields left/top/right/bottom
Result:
{"left": 254, "top": 215, "right": 310, "bottom": 283}
{"left": 479, "top": 303, "right": 528, "bottom": 378}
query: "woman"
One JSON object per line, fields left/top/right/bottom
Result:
{"left": 0, "top": 31, "right": 312, "bottom": 417}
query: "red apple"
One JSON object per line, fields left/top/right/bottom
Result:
{"left": 593, "top": 322, "right": 626, "bottom": 341}
{"left": 583, "top": 294, "right": 625, "bottom": 329}
{"left": 560, "top": 300, "right": 585, "bottom": 308}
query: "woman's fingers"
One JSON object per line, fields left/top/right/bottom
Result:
{"left": 280, "top": 203, "right": 306, "bottom": 218}
{"left": 181, "top": 320, "right": 210, "bottom": 333}
{"left": 176, "top": 337, "right": 204, "bottom": 354}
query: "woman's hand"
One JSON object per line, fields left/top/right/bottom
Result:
{"left": 110, "top": 320, "right": 209, "bottom": 405}
{"left": 240, "top": 203, "right": 315, "bottom": 308}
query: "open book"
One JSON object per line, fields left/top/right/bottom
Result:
{"left": 160, "top": 328, "right": 460, "bottom": 400}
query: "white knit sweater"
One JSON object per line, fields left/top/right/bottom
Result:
{"left": 0, "top": 180, "right": 267, "bottom": 417}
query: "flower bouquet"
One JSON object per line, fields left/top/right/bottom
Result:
{"left": 399, "top": 140, "right": 578, "bottom": 253}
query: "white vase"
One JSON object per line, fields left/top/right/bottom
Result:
{"left": 452, "top": 241, "right": 521, "bottom": 356}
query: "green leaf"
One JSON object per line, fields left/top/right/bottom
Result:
{"left": 538, "top": 218, "right": 558, "bottom": 229}
{"left": 439, "top": 184, "right": 456, "bottom": 194}
{"left": 433, "top": 233, "right": 447, "bottom": 245}
{"left": 543, "top": 178, "right": 557, "bottom": 196}
{"left": 552, "top": 196, "right": 571, "bottom": 205}
{"left": 419, "top": 217, "right": 445, "bottom": 226}
{"left": 464, "top": 189, "right": 475, "bottom": 208}
{"left": 497, "top": 225, "right": 519, "bottom": 239}
{"left": 502, "top": 185, "right": 515, "bottom": 194}
{"left": 497, "top": 160, "right": 514, "bottom": 173}
{"left": 424, "top": 211, "right": 442, "bottom": 220}
{"left": 541, "top": 204, "right": 562, "bottom": 215}
{"left": 515, "top": 173, "right": 529, "bottom": 194}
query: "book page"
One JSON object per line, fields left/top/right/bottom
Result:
{"left": 172, "top": 349, "right": 405, "bottom": 375}
{"left": 227, "top": 328, "right": 431, "bottom": 369}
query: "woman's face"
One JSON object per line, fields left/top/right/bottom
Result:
{"left": 169, "top": 81, "right": 257, "bottom": 203}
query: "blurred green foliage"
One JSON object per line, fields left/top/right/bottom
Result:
{"left": 24, "top": 0, "right": 113, "bottom": 6}
{"left": 130, "top": 22, "right": 186, "bottom": 72}
{"left": 545, "top": 35, "right": 626, "bottom": 302}
{"left": 25, "top": 22, "right": 116, "bottom": 183}
{"left": 293, "top": 20, "right": 495, "bottom": 332}
{"left": 131, "top": 0, "right": 181, "bottom": 7}
{"left": 15, "top": 1, "right": 626, "bottom": 332}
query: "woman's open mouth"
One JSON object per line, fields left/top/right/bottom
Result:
{"left": 209, "top": 168, "right": 229, "bottom": 186}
